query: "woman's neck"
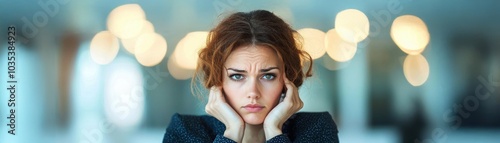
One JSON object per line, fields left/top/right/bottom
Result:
{"left": 242, "top": 123, "right": 265, "bottom": 143}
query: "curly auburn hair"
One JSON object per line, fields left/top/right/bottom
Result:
{"left": 194, "top": 10, "right": 312, "bottom": 92}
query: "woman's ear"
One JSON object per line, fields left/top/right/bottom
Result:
{"left": 279, "top": 92, "right": 286, "bottom": 103}
{"left": 279, "top": 86, "right": 286, "bottom": 103}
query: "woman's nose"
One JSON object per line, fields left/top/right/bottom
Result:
{"left": 246, "top": 78, "right": 261, "bottom": 99}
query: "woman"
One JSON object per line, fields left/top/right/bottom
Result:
{"left": 163, "top": 10, "right": 339, "bottom": 143}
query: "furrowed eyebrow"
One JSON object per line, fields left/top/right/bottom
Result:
{"left": 226, "top": 68, "right": 246, "bottom": 73}
{"left": 225, "top": 67, "right": 279, "bottom": 73}
{"left": 260, "top": 67, "right": 279, "bottom": 72}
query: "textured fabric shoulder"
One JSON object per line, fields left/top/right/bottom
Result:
{"left": 281, "top": 111, "right": 340, "bottom": 143}
{"left": 163, "top": 113, "right": 233, "bottom": 143}
{"left": 163, "top": 112, "right": 339, "bottom": 143}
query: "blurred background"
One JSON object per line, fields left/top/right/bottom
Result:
{"left": 1, "top": 0, "right": 500, "bottom": 142}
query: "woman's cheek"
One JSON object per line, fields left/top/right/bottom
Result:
{"left": 223, "top": 81, "right": 246, "bottom": 100}
{"left": 262, "top": 81, "right": 283, "bottom": 99}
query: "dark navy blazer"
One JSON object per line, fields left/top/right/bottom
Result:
{"left": 163, "top": 112, "right": 339, "bottom": 143}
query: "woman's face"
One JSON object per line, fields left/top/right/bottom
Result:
{"left": 222, "top": 45, "right": 284, "bottom": 125}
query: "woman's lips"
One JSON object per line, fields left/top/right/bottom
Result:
{"left": 242, "top": 104, "right": 265, "bottom": 113}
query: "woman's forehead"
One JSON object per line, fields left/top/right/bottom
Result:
{"left": 225, "top": 45, "right": 281, "bottom": 68}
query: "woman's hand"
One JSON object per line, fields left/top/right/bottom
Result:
{"left": 205, "top": 86, "right": 244, "bottom": 142}
{"left": 263, "top": 73, "right": 304, "bottom": 140}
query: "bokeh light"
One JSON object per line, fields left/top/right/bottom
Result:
{"left": 391, "top": 15, "right": 430, "bottom": 55}
{"left": 167, "top": 53, "right": 194, "bottom": 80}
{"left": 121, "top": 20, "right": 155, "bottom": 54}
{"left": 335, "top": 9, "right": 370, "bottom": 43}
{"left": 134, "top": 33, "right": 167, "bottom": 67}
{"left": 107, "top": 4, "right": 146, "bottom": 39}
{"left": 403, "top": 54, "right": 430, "bottom": 86}
{"left": 325, "top": 29, "right": 358, "bottom": 62}
{"left": 298, "top": 28, "right": 326, "bottom": 60}
{"left": 89, "top": 31, "right": 119, "bottom": 65}
{"left": 174, "top": 31, "right": 209, "bottom": 70}
{"left": 320, "top": 53, "right": 350, "bottom": 71}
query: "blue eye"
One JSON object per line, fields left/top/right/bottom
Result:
{"left": 229, "top": 74, "right": 244, "bottom": 81}
{"left": 262, "top": 74, "right": 276, "bottom": 80}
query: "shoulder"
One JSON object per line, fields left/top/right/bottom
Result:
{"left": 168, "top": 113, "right": 225, "bottom": 133}
{"left": 293, "top": 112, "right": 334, "bottom": 119}
{"left": 163, "top": 113, "right": 225, "bottom": 142}
{"left": 169, "top": 113, "right": 219, "bottom": 125}
{"left": 288, "top": 112, "right": 337, "bottom": 126}
{"left": 282, "top": 112, "right": 339, "bottom": 142}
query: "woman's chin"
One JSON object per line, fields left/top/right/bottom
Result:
{"left": 242, "top": 114, "right": 265, "bottom": 125}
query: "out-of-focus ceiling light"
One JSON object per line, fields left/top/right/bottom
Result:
{"left": 391, "top": 15, "right": 430, "bottom": 55}
{"left": 90, "top": 31, "right": 119, "bottom": 65}
{"left": 298, "top": 28, "right": 326, "bottom": 60}
{"left": 325, "top": 29, "right": 357, "bottom": 62}
{"left": 134, "top": 33, "right": 167, "bottom": 67}
{"left": 107, "top": 4, "right": 146, "bottom": 39}
{"left": 335, "top": 9, "right": 370, "bottom": 43}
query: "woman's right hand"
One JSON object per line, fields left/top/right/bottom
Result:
{"left": 205, "top": 86, "right": 244, "bottom": 142}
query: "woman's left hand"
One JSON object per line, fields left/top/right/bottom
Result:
{"left": 263, "top": 73, "right": 303, "bottom": 140}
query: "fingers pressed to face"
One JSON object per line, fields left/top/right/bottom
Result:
{"left": 206, "top": 87, "right": 214, "bottom": 114}
{"left": 283, "top": 73, "right": 298, "bottom": 100}
{"left": 210, "top": 86, "right": 223, "bottom": 102}
{"left": 208, "top": 86, "right": 216, "bottom": 103}
{"left": 207, "top": 86, "right": 220, "bottom": 111}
